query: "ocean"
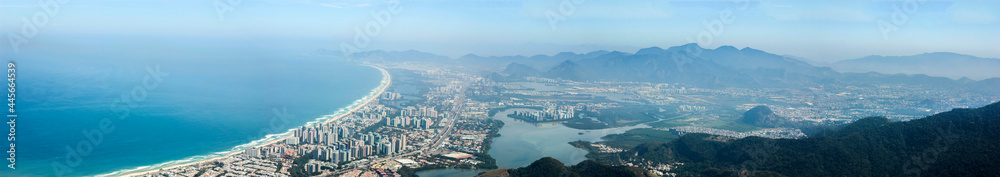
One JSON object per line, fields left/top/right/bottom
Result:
{"left": 0, "top": 38, "right": 382, "bottom": 176}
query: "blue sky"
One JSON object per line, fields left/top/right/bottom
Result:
{"left": 1, "top": 0, "right": 998, "bottom": 62}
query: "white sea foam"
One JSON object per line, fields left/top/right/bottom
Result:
{"left": 96, "top": 65, "right": 389, "bottom": 177}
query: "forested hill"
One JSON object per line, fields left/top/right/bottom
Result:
{"left": 629, "top": 101, "right": 1000, "bottom": 177}
{"left": 476, "top": 157, "right": 654, "bottom": 177}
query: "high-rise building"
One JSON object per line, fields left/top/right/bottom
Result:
{"left": 245, "top": 148, "right": 261, "bottom": 158}
{"left": 285, "top": 138, "right": 299, "bottom": 145}
{"left": 305, "top": 162, "right": 321, "bottom": 173}
{"left": 398, "top": 134, "right": 407, "bottom": 152}
{"left": 384, "top": 141, "right": 395, "bottom": 156}
{"left": 423, "top": 118, "right": 433, "bottom": 129}
{"left": 326, "top": 132, "right": 338, "bottom": 146}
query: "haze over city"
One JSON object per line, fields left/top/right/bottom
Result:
{"left": 2, "top": 0, "right": 999, "bottom": 177}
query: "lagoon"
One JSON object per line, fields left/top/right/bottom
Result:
{"left": 417, "top": 108, "right": 649, "bottom": 177}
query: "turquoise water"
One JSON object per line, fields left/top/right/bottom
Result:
{"left": 1, "top": 42, "right": 382, "bottom": 176}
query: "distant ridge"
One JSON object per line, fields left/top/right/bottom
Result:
{"left": 535, "top": 44, "right": 839, "bottom": 88}
{"left": 502, "top": 62, "right": 541, "bottom": 77}
{"left": 832, "top": 52, "right": 1000, "bottom": 80}
{"left": 309, "top": 45, "right": 1000, "bottom": 90}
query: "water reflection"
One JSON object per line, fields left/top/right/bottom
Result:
{"left": 417, "top": 108, "right": 649, "bottom": 177}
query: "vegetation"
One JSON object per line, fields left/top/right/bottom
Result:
{"left": 288, "top": 152, "right": 318, "bottom": 177}
{"left": 600, "top": 128, "right": 680, "bottom": 149}
{"left": 411, "top": 119, "right": 503, "bottom": 174}
{"left": 476, "top": 157, "right": 654, "bottom": 177}
{"left": 397, "top": 166, "right": 419, "bottom": 177}
{"left": 563, "top": 117, "right": 611, "bottom": 130}
{"left": 359, "top": 114, "right": 391, "bottom": 133}
{"left": 626, "top": 101, "right": 1000, "bottom": 177}
{"left": 740, "top": 105, "right": 806, "bottom": 128}
{"left": 564, "top": 106, "right": 661, "bottom": 130}
{"left": 569, "top": 128, "right": 683, "bottom": 165}
{"left": 474, "top": 119, "right": 504, "bottom": 169}
{"left": 694, "top": 168, "right": 786, "bottom": 177}
{"left": 569, "top": 141, "right": 624, "bottom": 165}
{"left": 193, "top": 168, "right": 206, "bottom": 177}
{"left": 591, "top": 106, "right": 660, "bottom": 126}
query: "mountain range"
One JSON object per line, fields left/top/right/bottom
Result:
{"left": 830, "top": 52, "right": 1000, "bottom": 80}
{"left": 310, "top": 44, "right": 1000, "bottom": 90}
{"left": 537, "top": 44, "right": 840, "bottom": 88}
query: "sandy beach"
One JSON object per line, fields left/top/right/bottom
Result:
{"left": 116, "top": 64, "right": 392, "bottom": 177}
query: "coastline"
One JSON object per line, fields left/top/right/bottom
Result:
{"left": 109, "top": 63, "right": 391, "bottom": 177}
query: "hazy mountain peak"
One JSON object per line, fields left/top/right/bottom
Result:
{"left": 635, "top": 46, "right": 667, "bottom": 56}
{"left": 665, "top": 43, "right": 704, "bottom": 52}
{"left": 555, "top": 52, "right": 577, "bottom": 57}
{"left": 958, "top": 77, "right": 973, "bottom": 83}
{"left": 739, "top": 47, "right": 763, "bottom": 52}
{"left": 601, "top": 51, "right": 632, "bottom": 57}
{"left": 502, "top": 62, "right": 541, "bottom": 76}
{"left": 714, "top": 45, "right": 738, "bottom": 51}
{"left": 459, "top": 53, "right": 480, "bottom": 59}
{"left": 833, "top": 52, "right": 1000, "bottom": 80}
{"left": 924, "top": 51, "right": 959, "bottom": 55}
{"left": 529, "top": 54, "right": 549, "bottom": 59}
{"left": 679, "top": 43, "right": 701, "bottom": 49}
{"left": 584, "top": 50, "right": 610, "bottom": 55}
{"left": 556, "top": 60, "right": 578, "bottom": 66}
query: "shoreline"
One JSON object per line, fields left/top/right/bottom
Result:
{"left": 111, "top": 63, "right": 392, "bottom": 177}
{"left": 506, "top": 113, "right": 581, "bottom": 123}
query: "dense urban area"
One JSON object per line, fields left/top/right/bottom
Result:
{"left": 139, "top": 62, "right": 999, "bottom": 177}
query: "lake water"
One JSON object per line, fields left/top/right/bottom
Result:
{"left": 417, "top": 108, "right": 649, "bottom": 177}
